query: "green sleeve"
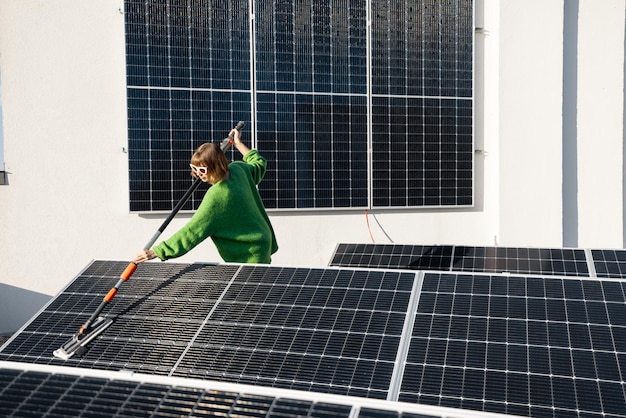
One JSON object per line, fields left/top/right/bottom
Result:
{"left": 243, "top": 149, "right": 267, "bottom": 185}
{"left": 151, "top": 188, "right": 220, "bottom": 260}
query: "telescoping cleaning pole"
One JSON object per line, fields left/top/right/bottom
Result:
{"left": 53, "top": 121, "right": 245, "bottom": 360}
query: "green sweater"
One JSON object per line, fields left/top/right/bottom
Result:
{"left": 152, "top": 150, "right": 278, "bottom": 264}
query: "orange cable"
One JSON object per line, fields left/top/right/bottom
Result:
{"left": 365, "top": 210, "right": 375, "bottom": 243}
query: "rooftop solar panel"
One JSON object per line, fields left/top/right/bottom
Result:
{"left": 0, "top": 364, "right": 496, "bottom": 418}
{"left": 330, "top": 244, "right": 455, "bottom": 271}
{"left": 0, "top": 368, "right": 342, "bottom": 417}
{"left": 0, "top": 261, "right": 239, "bottom": 372}
{"left": 452, "top": 246, "right": 590, "bottom": 276}
{"left": 330, "top": 243, "right": 594, "bottom": 277}
{"left": 169, "top": 265, "right": 416, "bottom": 398}
{"left": 591, "top": 249, "right": 626, "bottom": 279}
{"left": 2, "top": 260, "right": 625, "bottom": 417}
{"left": 399, "top": 272, "right": 626, "bottom": 417}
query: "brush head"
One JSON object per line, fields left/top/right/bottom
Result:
{"left": 53, "top": 317, "right": 113, "bottom": 360}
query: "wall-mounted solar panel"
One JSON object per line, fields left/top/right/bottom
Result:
{"left": 124, "top": 0, "right": 474, "bottom": 212}
{"left": 370, "top": 0, "right": 473, "bottom": 208}
{"left": 254, "top": 0, "right": 370, "bottom": 210}
{"left": 125, "top": 0, "right": 252, "bottom": 212}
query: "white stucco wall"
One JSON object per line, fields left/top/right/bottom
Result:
{"left": 576, "top": 0, "right": 625, "bottom": 246}
{"left": 497, "top": 0, "right": 564, "bottom": 247}
{"left": 0, "top": 0, "right": 624, "bottom": 333}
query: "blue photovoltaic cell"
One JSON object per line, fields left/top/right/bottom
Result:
{"left": 399, "top": 272, "right": 626, "bottom": 417}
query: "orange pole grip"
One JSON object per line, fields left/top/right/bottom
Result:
{"left": 120, "top": 262, "right": 137, "bottom": 281}
{"left": 104, "top": 288, "right": 118, "bottom": 303}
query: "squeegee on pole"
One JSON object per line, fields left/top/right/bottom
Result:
{"left": 53, "top": 121, "right": 245, "bottom": 360}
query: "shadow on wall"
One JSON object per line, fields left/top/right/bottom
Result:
{"left": 0, "top": 283, "right": 51, "bottom": 334}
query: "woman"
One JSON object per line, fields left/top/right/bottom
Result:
{"left": 133, "top": 128, "right": 278, "bottom": 264}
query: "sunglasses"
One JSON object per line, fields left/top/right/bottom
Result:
{"left": 189, "top": 164, "right": 208, "bottom": 175}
